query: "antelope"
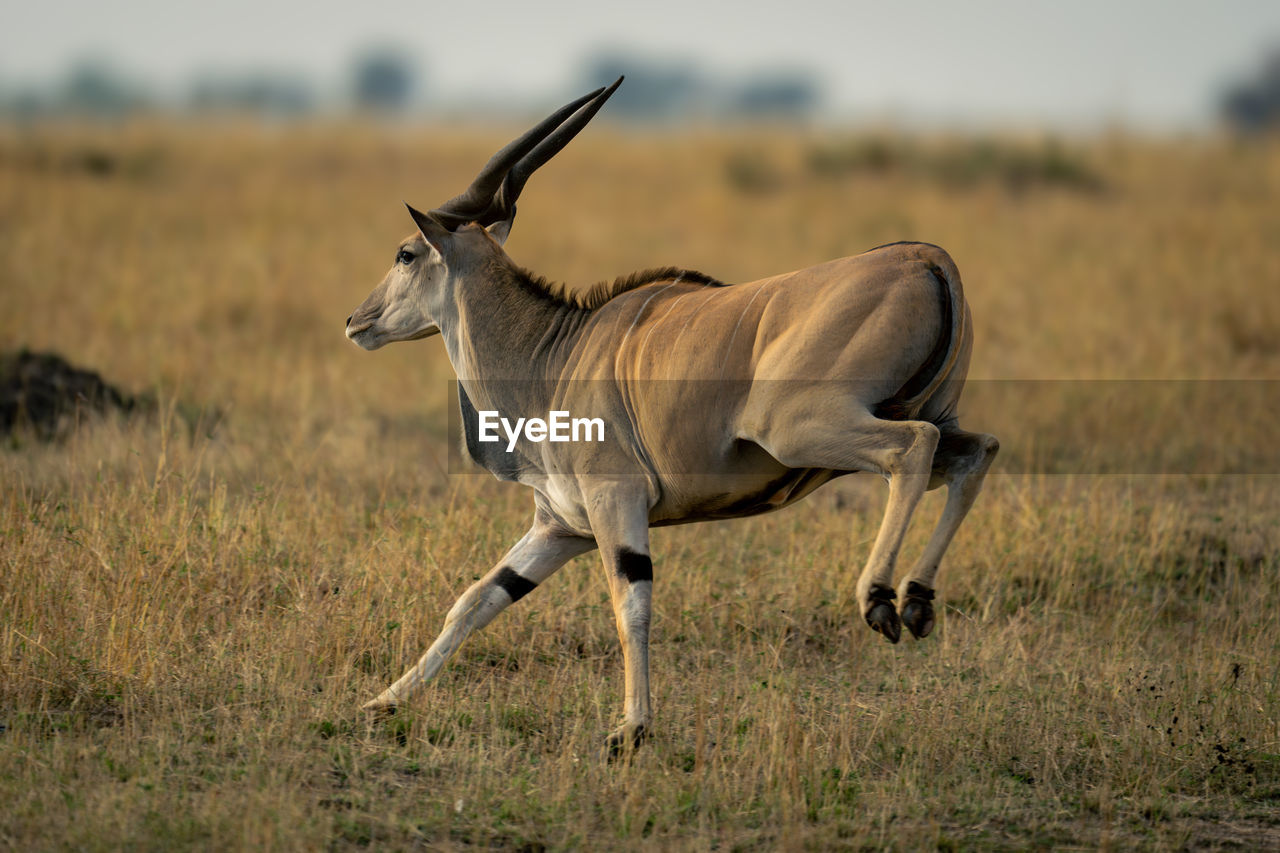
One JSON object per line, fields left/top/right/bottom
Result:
{"left": 345, "top": 78, "right": 999, "bottom": 755}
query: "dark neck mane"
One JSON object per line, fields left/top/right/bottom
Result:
{"left": 510, "top": 265, "right": 726, "bottom": 310}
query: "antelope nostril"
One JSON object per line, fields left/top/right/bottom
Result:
{"left": 345, "top": 314, "right": 353, "bottom": 328}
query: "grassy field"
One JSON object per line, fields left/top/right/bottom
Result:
{"left": 2, "top": 120, "right": 1278, "bottom": 849}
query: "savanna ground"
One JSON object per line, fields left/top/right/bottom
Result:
{"left": 1, "top": 119, "right": 1278, "bottom": 850}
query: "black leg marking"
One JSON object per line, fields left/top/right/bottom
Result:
{"left": 905, "top": 581, "right": 934, "bottom": 601}
{"left": 869, "top": 584, "right": 898, "bottom": 604}
{"left": 494, "top": 567, "right": 537, "bottom": 602}
{"left": 605, "top": 723, "right": 648, "bottom": 761}
{"left": 616, "top": 548, "right": 653, "bottom": 584}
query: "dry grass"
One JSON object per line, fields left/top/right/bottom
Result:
{"left": 1, "top": 121, "right": 1279, "bottom": 850}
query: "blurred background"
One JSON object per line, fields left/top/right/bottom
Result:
{"left": 2, "top": 0, "right": 1279, "bottom": 464}
{"left": 2, "top": 0, "right": 1279, "bottom": 131}
{"left": 5, "top": 6, "right": 1280, "bottom": 849}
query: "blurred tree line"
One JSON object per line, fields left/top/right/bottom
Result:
{"left": 6, "top": 43, "right": 1278, "bottom": 130}
{"left": 582, "top": 54, "right": 820, "bottom": 122}
{"left": 1220, "top": 45, "right": 1280, "bottom": 133}
{"left": 0, "top": 47, "right": 420, "bottom": 119}
{"left": 0, "top": 47, "right": 823, "bottom": 123}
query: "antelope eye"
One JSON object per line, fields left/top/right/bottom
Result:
{"left": 396, "top": 249, "right": 415, "bottom": 265}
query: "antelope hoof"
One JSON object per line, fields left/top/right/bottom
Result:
{"left": 604, "top": 722, "right": 648, "bottom": 761}
{"left": 864, "top": 585, "right": 900, "bottom": 644}
{"left": 901, "top": 582, "right": 936, "bottom": 639}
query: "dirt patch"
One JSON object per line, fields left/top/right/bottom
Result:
{"left": 0, "top": 349, "right": 140, "bottom": 441}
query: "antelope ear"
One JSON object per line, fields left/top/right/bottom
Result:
{"left": 485, "top": 215, "right": 513, "bottom": 247}
{"left": 405, "top": 203, "right": 452, "bottom": 254}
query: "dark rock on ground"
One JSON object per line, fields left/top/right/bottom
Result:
{"left": 0, "top": 349, "right": 138, "bottom": 441}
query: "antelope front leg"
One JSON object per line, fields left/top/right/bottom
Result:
{"left": 362, "top": 516, "right": 595, "bottom": 712}
{"left": 584, "top": 483, "right": 654, "bottom": 758}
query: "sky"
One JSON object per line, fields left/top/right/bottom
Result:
{"left": 3, "top": 0, "right": 1279, "bottom": 129}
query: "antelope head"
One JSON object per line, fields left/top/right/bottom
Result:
{"left": 345, "top": 78, "right": 623, "bottom": 351}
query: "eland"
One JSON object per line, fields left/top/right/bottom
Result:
{"left": 345, "top": 78, "right": 999, "bottom": 754}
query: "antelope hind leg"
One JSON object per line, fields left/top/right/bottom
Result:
{"left": 898, "top": 427, "right": 999, "bottom": 639}
{"left": 749, "top": 408, "right": 940, "bottom": 643}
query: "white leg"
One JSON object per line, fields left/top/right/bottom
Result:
{"left": 898, "top": 428, "right": 999, "bottom": 639}
{"left": 582, "top": 482, "right": 654, "bottom": 756}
